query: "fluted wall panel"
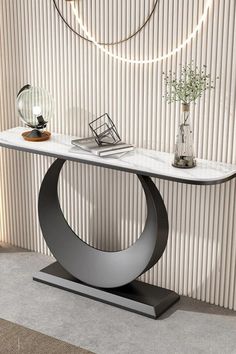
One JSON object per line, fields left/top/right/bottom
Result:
{"left": 0, "top": 0, "right": 235, "bottom": 310}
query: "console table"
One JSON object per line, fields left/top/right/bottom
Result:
{"left": 0, "top": 127, "right": 236, "bottom": 319}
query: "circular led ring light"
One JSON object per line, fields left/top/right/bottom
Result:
{"left": 71, "top": 0, "right": 213, "bottom": 64}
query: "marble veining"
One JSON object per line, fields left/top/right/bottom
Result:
{"left": 0, "top": 127, "right": 235, "bottom": 185}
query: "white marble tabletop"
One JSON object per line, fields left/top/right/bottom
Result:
{"left": 0, "top": 127, "right": 235, "bottom": 185}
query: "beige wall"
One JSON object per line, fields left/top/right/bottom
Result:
{"left": 0, "top": 0, "right": 235, "bottom": 310}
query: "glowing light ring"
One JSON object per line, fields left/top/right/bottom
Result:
{"left": 71, "top": 0, "right": 213, "bottom": 64}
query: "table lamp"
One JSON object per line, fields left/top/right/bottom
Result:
{"left": 16, "top": 85, "right": 54, "bottom": 141}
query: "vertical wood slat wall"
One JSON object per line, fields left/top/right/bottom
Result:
{"left": 0, "top": 0, "right": 235, "bottom": 310}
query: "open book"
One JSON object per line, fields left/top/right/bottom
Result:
{"left": 71, "top": 137, "right": 134, "bottom": 157}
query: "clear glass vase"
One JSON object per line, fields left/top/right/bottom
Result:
{"left": 173, "top": 103, "right": 196, "bottom": 168}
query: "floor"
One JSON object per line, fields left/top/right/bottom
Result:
{"left": 0, "top": 243, "right": 236, "bottom": 354}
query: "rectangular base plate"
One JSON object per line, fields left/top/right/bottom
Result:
{"left": 33, "top": 262, "right": 180, "bottom": 319}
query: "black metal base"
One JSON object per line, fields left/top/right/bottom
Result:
{"left": 33, "top": 262, "right": 180, "bottom": 319}
{"left": 38, "top": 159, "right": 169, "bottom": 288}
{"left": 27, "top": 129, "right": 43, "bottom": 138}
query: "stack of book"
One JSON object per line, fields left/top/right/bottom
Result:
{"left": 71, "top": 137, "right": 134, "bottom": 157}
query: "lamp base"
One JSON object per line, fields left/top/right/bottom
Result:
{"left": 22, "top": 130, "right": 51, "bottom": 142}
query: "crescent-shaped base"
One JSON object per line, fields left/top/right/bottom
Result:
{"left": 37, "top": 158, "right": 169, "bottom": 288}
{"left": 34, "top": 158, "right": 180, "bottom": 318}
{"left": 33, "top": 262, "right": 180, "bottom": 319}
